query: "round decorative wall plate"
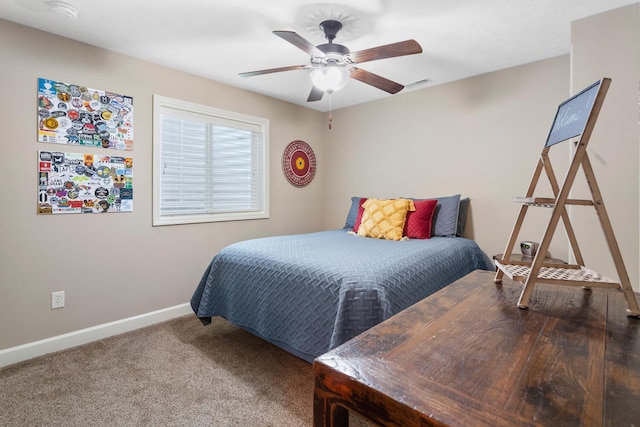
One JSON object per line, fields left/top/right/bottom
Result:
{"left": 282, "top": 140, "right": 316, "bottom": 187}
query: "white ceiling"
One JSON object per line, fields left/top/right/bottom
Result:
{"left": 1, "top": 0, "right": 637, "bottom": 112}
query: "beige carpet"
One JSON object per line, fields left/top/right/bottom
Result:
{"left": 0, "top": 315, "right": 373, "bottom": 426}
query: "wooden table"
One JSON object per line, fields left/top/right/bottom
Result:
{"left": 313, "top": 270, "right": 640, "bottom": 427}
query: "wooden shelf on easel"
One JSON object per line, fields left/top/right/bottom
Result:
{"left": 512, "top": 197, "right": 594, "bottom": 208}
{"left": 494, "top": 259, "right": 620, "bottom": 288}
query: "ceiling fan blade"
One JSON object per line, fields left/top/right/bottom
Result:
{"left": 239, "top": 65, "right": 308, "bottom": 78}
{"left": 273, "top": 31, "right": 326, "bottom": 57}
{"left": 307, "top": 86, "right": 324, "bottom": 102}
{"left": 349, "top": 39, "right": 422, "bottom": 64}
{"left": 350, "top": 68, "right": 404, "bottom": 94}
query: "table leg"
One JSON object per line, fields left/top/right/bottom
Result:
{"left": 313, "top": 365, "right": 350, "bottom": 427}
{"left": 314, "top": 392, "right": 349, "bottom": 426}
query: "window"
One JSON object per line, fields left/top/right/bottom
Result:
{"left": 153, "top": 95, "right": 269, "bottom": 226}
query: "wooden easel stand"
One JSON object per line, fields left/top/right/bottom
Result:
{"left": 494, "top": 78, "right": 640, "bottom": 317}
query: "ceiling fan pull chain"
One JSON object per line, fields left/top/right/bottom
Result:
{"left": 328, "top": 93, "right": 333, "bottom": 130}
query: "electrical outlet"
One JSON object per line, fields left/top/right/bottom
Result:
{"left": 51, "top": 291, "right": 65, "bottom": 309}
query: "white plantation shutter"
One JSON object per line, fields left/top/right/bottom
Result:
{"left": 153, "top": 96, "right": 269, "bottom": 225}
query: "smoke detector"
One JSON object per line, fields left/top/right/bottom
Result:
{"left": 48, "top": 1, "right": 79, "bottom": 20}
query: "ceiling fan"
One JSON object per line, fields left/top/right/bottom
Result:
{"left": 239, "top": 20, "right": 423, "bottom": 102}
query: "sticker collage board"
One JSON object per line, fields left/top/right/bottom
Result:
{"left": 37, "top": 78, "right": 134, "bottom": 215}
{"left": 37, "top": 78, "right": 133, "bottom": 150}
{"left": 38, "top": 151, "right": 133, "bottom": 214}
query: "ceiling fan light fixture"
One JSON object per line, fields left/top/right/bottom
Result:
{"left": 310, "top": 66, "right": 350, "bottom": 93}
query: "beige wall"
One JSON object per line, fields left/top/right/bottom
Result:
{"left": 569, "top": 4, "right": 640, "bottom": 290}
{"left": 322, "top": 55, "right": 572, "bottom": 261}
{"left": 0, "top": 19, "right": 326, "bottom": 350}
{"left": 1, "top": 4, "right": 638, "bottom": 355}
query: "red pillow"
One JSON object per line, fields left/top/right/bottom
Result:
{"left": 403, "top": 199, "right": 438, "bottom": 239}
{"left": 352, "top": 198, "right": 368, "bottom": 232}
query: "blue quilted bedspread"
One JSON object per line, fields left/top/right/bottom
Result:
{"left": 191, "top": 230, "right": 493, "bottom": 362}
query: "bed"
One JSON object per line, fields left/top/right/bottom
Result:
{"left": 191, "top": 195, "right": 494, "bottom": 362}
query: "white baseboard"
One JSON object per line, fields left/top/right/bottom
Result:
{"left": 0, "top": 303, "right": 193, "bottom": 369}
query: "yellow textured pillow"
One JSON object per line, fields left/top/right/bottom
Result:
{"left": 357, "top": 198, "right": 415, "bottom": 241}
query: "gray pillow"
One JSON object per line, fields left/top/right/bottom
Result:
{"left": 456, "top": 197, "right": 470, "bottom": 237}
{"left": 409, "top": 194, "right": 461, "bottom": 237}
{"left": 343, "top": 196, "right": 362, "bottom": 230}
